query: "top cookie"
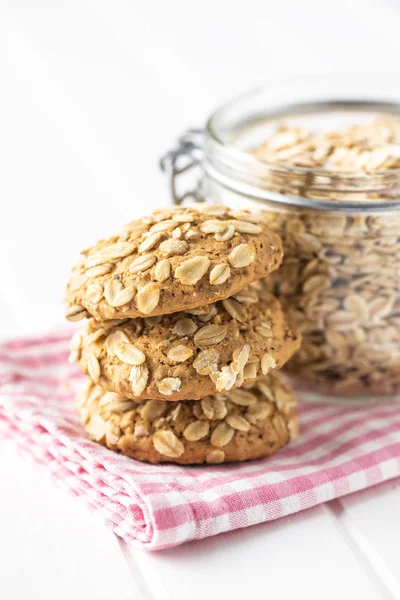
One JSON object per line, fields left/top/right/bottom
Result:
{"left": 65, "top": 204, "right": 283, "bottom": 321}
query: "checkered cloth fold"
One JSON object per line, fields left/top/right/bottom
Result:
{"left": 1, "top": 331, "right": 399, "bottom": 550}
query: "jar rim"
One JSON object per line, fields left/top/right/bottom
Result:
{"left": 204, "top": 79, "right": 400, "bottom": 213}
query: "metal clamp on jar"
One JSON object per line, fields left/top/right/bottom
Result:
{"left": 161, "top": 77, "right": 400, "bottom": 403}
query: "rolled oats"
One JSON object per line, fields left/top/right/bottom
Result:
{"left": 192, "top": 402, "right": 206, "bottom": 420}
{"left": 105, "top": 423, "right": 120, "bottom": 446}
{"left": 197, "top": 305, "right": 218, "bottom": 322}
{"left": 85, "top": 283, "right": 104, "bottom": 303}
{"left": 138, "top": 232, "right": 163, "bottom": 253}
{"left": 215, "top": 365, "right": 238, "bottom": 392}
{"left": 84, "top": 264, "right": 113, "bottom": 278}
{"left": 209, "top": 263, "right": 231, "bottom": 285}
{"left": 65, "top": 305, "right": 88, "bottom": 322}
{"left": 343, "top": 294, "right": 369, "bottom": 321}
{"left": 86, "top": 415, "right": 106, "bottom": 441}
{"left": 243, "top": 363, "right": 258, "bottom": 380}
{"left": 200, "top": 219, "right": 227, "bottom": 234}
{"left": 257, "top": 380, "right": 274, "bottom": 402}
{"left": 154, "top": 258, "right": 171, "bottom": 282}
{"left": 226, "top": 414, "right": 250, "bottom": 432}
{"left": 87, "top": 326, "right": 106, "bottom": 344}
{"left": 261, "top": 353, "right": 277, "bottom": 375}
{"left": 105, "top": 330, "right": 130, "bottom": 355}
{"left": 107, "top": 400, "right": 136, "bottom": 414}
{"left": 229, "top": 243, "right": 255, "bottom": 268}
{"left": 193, "top": 348, "right": 220, "bottom": 375}
{"left": 69, "top": 273, "right": 87, "bottom": 291}
{"left": 129, "top": 253, "right": 156, "bottom": 273}
{"left": 205, "top": 449, "right": 225, "bottom": 463}
{"left": 173, "top": 212, "right": 195, "bottom": 223}
{"left": 141, "top": 400, "right": 167, "bottom": 422}
{"left": 255, "top": 323, "right": 273, "bottom": 338}
{"left": 194, "top": 324, "right": 228, "bottom": 347}
{"left": 272, "top": 414, "right": 287, "bottom": 438}
{"left": 157, "top": 377, "right": 182, "bottom": 396}
{"left": 134, "top": 423, "right": 149, "bottom": 438}
{"left": 170, "top": 403, "right": 182, "bottom": 422}
{"left": 211, "top": 422, "right": 234, "bottom": 447}
{"left": 159, "top": 239, "right": 188, "bottom": 255}
{"left": 274, "top": 386, "right": 297, "bottom": 415}
{"left": 232, "top": 220, "right": 262, "bottom": 234}
{"left": 201, "top": 396, "right": 227, "bottom": 420}
{"left": 368, "top": 296, "right": 394, "bottom": 320}
{"left": 153, "top": 430, "right": 185, "bottom": 457}
{"left": 136, "top": 282, "right": 160, "bottom": 314}
{"left": 232, "top": 344, "right": 250, "bottom": 373}
{"left": 69, "top": 330, "right": 83, "bottom": 363}
{"left": 99, "top": 391, "right": 124, "bottom": 407}
{"left": 87, "top": 354, "right": 101, "bottom": 382}
{"left": 174, "top": 256, "right": 211, "bottom": 285}
{"left": 150, "top": 219, "right": 178, "bottom": 233}
{"left": 115, "top": 342, "right": 146, "bottom": 366}
{"left": 173, "top": 317, "right": 198, "bottom": 337}
{"left": 215, "top": 224, "right": 235, "bottom": 241}
{"left": 104, "top": 279, "right": 135, "bottom": 307}
{"left": 228, "top": 388, "right": 258, "bottom": 406}
{"left": 183, "top": 420, "right": 210, "bottom": 441}
{"left": 233, "top": 288, "right": 259, "bottom": 304}
{"left": 185, "top": 228, "right": 200, "bottom": 239}
{"left": 256, "top": 118, "right": 400, "bottom": 398}
{"left": 222, "top": 298, "right": 246, "bottom": 322}
{"left": 129, "top": 363, "right": 149, "bottom": 396}
{"left": 88, "top": 242, "right": 135, "bottom": 263}
{"left": 196, "top": 204, "right": 227, "bottom": 216}
{"left": 246, "top": 402, "right": 272, "bottom": 425}
{"left": 230, "top": 209, "right": 262, "bottom": 223}
{"left": 167, "top": 344, "right": 194, "bottom": 363}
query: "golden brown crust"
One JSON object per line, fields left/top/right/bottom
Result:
{"left": 71, "top": 287, "right": 301, "bottom": 401}
{"left": 64, "top": 205, "right": 283, "bottom": 321}
{"left": 78, "top": 374, "right": 298, "bottom": 465}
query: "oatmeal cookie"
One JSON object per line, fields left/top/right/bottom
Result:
{"left": 71, "top": 288, "right": 301, "bottom": 401}
{"left": 65, "top": 204, "right": 283, "bottom": 321}
{"left": 78, "top": 373, "right": 298, "bottom": 464}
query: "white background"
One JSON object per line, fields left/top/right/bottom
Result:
{"left": 1, "top": 1, "right": 400, "bottom": 598}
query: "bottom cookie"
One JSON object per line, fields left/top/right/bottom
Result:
{"left": 78, "top": 374, "right": 299, "bottom": 465}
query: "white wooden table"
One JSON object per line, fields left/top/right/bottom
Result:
{"left": 1, "top": 2, "right": 400, "bottom": 598}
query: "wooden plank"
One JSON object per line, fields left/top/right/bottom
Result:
{"left": 126, "top": 505, "right": 382, "bottom": 600}
{"left": 0, "top": 444, "right": 143, "bottom": 600}
{"left": 334, "top": 481, "right": 400, "bottom": 598}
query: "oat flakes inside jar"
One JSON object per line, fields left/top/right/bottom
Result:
{"left": 162, "top": 77, "right": 400, "bottom": 402}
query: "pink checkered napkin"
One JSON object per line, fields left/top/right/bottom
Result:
{"left": 1, "top": 332, "right": 400, "bottom": 550}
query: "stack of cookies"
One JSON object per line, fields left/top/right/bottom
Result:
{"left": 65, "top": 204, "right": 301, "bottom": 464}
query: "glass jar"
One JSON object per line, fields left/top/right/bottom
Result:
{"left": 161, "top": 76, "right": 400, "bottom": 402}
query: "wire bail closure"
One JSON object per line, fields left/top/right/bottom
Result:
{"left": 160, "top": 129, "right": 204, "bottom": 205}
